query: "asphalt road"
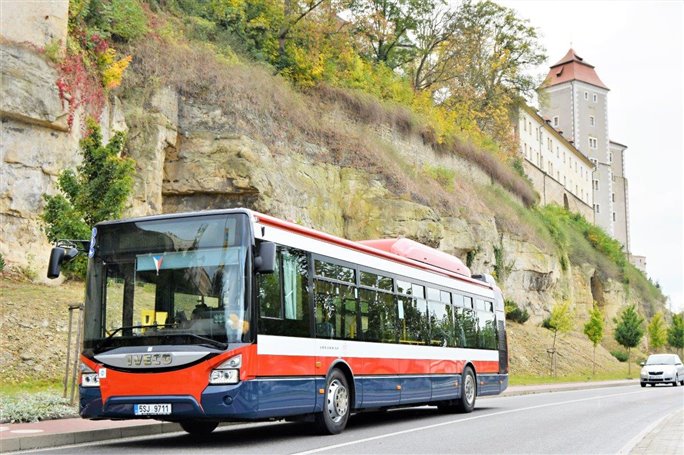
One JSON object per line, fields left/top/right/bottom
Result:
{"left": 25, "top": 384, "right": 683, "bottom": 454}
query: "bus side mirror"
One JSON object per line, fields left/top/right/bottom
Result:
{"left": 47, "top": 247, "right": 79, "bottom": 279}
{"left": 254, "top": 242, "right": 276, "bottom": 274}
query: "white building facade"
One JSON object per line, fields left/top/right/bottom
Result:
{"left": 518, "top": 106, "right": 594, "bottom": 219}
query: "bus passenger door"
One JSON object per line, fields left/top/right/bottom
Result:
{"left": 357, "top": 289, "right": 400, "bottom": 407}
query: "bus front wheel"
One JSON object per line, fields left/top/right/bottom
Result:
{"left": 315, "top": 369, "right": 350, "bottom": 435}
{"left": 180, "top": 420, "right": 219, "bottom": 436}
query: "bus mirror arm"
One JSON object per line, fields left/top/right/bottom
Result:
{"left": 254, "top": 241, "right": 276, "bottom": 274}
{"left": 47, "top": 239, "right": 87, "bottom": 279}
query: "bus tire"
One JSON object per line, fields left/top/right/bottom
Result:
{"left": 180, "top": 420, "right": 218, "bottom": 435}
{"left": 315, "top": 369, "right": 350, "bottom": 435}
{"left": 456, "top": 366, "right": 476, "bottom": 413}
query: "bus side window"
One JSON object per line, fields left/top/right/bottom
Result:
{"left": 258, "top": 247, "right": 309, "bottom": 337}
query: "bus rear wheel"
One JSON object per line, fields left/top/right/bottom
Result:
{"left": 315, "top": 369, "right": 350, "bottom": 435}
{"left": 457, "top": 366, "right": 477, "bottom": 413}
{"left": 438, "top": 366, "right": 477, "bottom": 413}
{"left": 180, "top": 420, "right": 219, "bottom": 436}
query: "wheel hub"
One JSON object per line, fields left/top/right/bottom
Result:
{"left": 326, "top": 379, "right": 349, "bottom": 423}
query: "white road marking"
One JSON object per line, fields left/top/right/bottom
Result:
{"left": 10, "top": 429, "right": 44, "bottom": 434}
{"left": 292, "top": 390, "right": 645, "bottom": 454}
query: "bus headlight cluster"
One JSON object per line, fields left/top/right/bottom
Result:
{"left": 209, "top": 354, "right": 241, "bottom": 385}
{"left": 81, "top": 363, "right": 100, "bottom": 387}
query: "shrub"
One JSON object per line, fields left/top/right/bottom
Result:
{"left": 610, "top": 350, "right": 629, "bottom": 362}
{"left": 505, "top": 299, "right": 529, "bottom": 324}
{"left": 0, "top": 392, "right": 77, "bottom": 423}
{"left": 0, "top": 253, "right": 4, "bottom": 273}
{"left": 42, "top": 121, "right": 134, "bottom": 278}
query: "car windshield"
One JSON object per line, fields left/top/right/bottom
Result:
{"left": 645, "top": 354, "right": 676, "bottom": 365}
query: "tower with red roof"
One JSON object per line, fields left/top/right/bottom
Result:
{"left": 539, "top": 49, "right": 630, "bottom": 253}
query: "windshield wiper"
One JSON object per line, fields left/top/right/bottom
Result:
{"left": 94, "top": 325, "right": 228, "bottom": 352}
{"left": 94, "top": 324, "right": 172, "bottom": 352}
{"left": 166, "top": 332, "right": 228, "bottom": 350}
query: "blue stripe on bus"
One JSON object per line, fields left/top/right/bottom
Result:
{"left": 80, "top": 374, "right": 508, "bottom": 420}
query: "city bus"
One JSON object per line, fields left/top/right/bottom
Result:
{"left": 47, "top": 208, "right": 508, "bottom": 435}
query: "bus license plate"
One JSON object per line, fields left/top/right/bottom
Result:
{"left": 134, "top": 404, "right": 172, "bottom": 415}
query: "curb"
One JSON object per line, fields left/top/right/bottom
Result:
{"left": 501, "top": 379, "right": 638, "bottom": 397}
{"left": 1, "top": 422, "right": 182, "bottom": 453}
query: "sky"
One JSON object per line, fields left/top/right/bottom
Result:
{"left": 493, "top": 0, "right": 684, "bottom": 312}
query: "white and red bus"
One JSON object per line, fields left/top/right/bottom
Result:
{"left": 48, "top": 208, "right": 508, "bottom": 435}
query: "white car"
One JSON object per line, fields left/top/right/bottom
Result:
{"left": 640, "top": 354, "right": 684, "bottom": 387}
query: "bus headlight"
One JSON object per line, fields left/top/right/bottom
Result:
{"left": 81, "top": 363, "right": 100, "bottom": 387}
{"left": 209, "top": 354, "right": 241, "bottom": 385}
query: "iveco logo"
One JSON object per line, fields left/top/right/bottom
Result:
{"left": 126, "top": 353, "right": 173, "bottom": 367}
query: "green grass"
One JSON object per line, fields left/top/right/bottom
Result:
{"left": 0, "top": 379, "right": 63, "bottom": 396}
{"left": 509, "top": 370, "right": 639, "bottom": 385}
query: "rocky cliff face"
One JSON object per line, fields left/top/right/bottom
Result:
{"left": 0, "top": 42, "right": 126, "bottom": 281}
{"left": 0, "top": 40, "right": 642, "bottom": 324}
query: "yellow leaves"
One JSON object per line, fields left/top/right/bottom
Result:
{"left": 102, "top": 55, "right": 132, "bottom": 89}
{"left": 96, "top": 48, "right": 132, "bottom": 89}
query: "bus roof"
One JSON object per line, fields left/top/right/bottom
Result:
{"left": 253, "top": 211, "right": 491, "bottom": 290}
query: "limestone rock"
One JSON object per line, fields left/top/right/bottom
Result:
{"left": 0, "top": 43, "right": 68, "bottom": 130}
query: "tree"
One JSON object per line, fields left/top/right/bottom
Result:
{"left": 349, "top": 0, "right": 437, "bottom": 68}
{"left": 407, "top": 5, "right": 461, "bottom": 91}
{"left": 437, "top": 0, "right": 545, "bottom": 150}
{"left": 614, "top": 305, "right": 645, "bottom": 376}
{"left": 668, "top": 313, "right": 684, "bottom": 357}
{"left": 543, "top": 300, "right": 574, "bottom": 376}
{"left": 647, "top": 311, "right": 667, "bottom": 353}
{"left": 583, "top": 303, "right": 604, "bottom": 376}
{"left": 42, "top": 120, "right": 134, "bottom": 277}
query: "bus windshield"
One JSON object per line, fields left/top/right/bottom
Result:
{"left": 84, "top": 213, "right": 252, "bottom": 352}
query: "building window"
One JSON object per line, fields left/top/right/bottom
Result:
{"left": 557, "top": 146, "right": 560, "bottom": 158}
{"left": 595, "top": 204, "right": 600, "bottom": 213}
{"left": 593, "top": 180, "right": 599, "bottom": 190}
{"left": 563, "top": 176, "right": 566, "bottom": 186}
{"left": 584, "top": 91, "right": 588, "bottom": 100}
{"left": 548, "top": 138, "right": 552, "bottom": 151}
{"left": 553, "top": 116, "right": 559, "bottom": 127}
{"left": 608, "top": 151, "right": 613, "bottom": 163}
{"left": 593, "top": 93, "right": 598, "bottom": 102}
{"left": 612, "top": 212, "right": 616, "bottom": 221}
{"left": 589, "top": 137, "right": 598, "bottom": 149}
{"left": 563, "top": 152, "right": 566, "bottom": 163}
{"left": 557, "top": 171, "right": 560, "bottom": 180}
{"left": 590, "top": 115, "right": 595, "bottom": 126}
{"left": 612, "top": 193, "right": 615, "bottom": 202}
{"left": 528, "top": 121, "right": 532, "bottom": 132}
{"left": 591, "top": 158, "right": 597, "bottom": 167}
{"left": 548, "top": 161, "right": 553, "bottom": 174}
{"left": 523, "top": 119, "right": 527, "bottom": 132}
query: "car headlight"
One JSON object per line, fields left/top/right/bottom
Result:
{"left": 209, "top": 354, "right": 241, "bottom": 385}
